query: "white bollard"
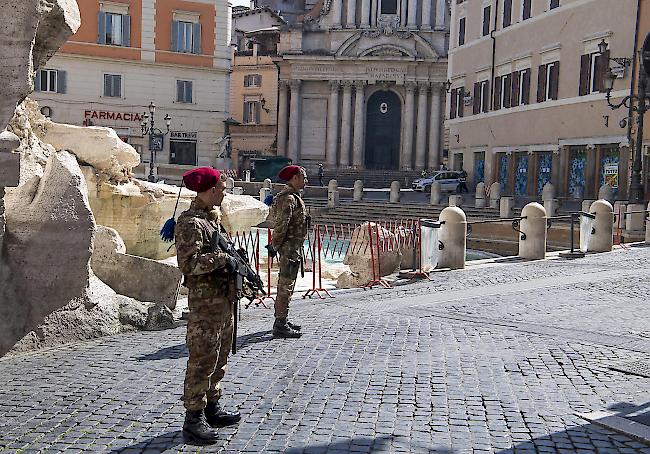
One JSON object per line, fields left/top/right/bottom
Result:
{"left": 390, "top": 181, "right": 401, "bottom": 203}
{"left": 437, "top": 206, "right": 466, "bottom": 270}
{"left": 260, "top": 187, "right": 271, "bottom": 203}
{"left": 500, "top": 197, "right": 514, "bottom": 218}
{"left": 489, "top": 182, "right": 501, "bottom": 208}
{"left": 581, "top": 199, "right": 596, "bottom": 214}
{"left": 519, "top": 202, "right": 547, "bottom": 260}
{"left": 544, "top": 199, "right": 559, "bottom": 217}
{"left": 475, "top": 182, "right": 486, "bottom": 208}
{"left": 430, "top": 182, "right": 441, "bottom": 205}
{"left": 448, "top": 194, "right": 464, "bottom": 207}
{"left": 353, "top": 180, "right": 364, "bottom": 201}
{"left": 542, "top": 182, "right": 555, "bottom": 203}
{"left": 225, "top": 177, "right": 235, "bottom": 194}
{"left": 598, "top": 184, "right": 614, "bottom": 203}
{"left": 626, "top": 203, "right": 646, "bottom": 232}
{"left": 587, "top": 200, "right": 614, "bottom": 252}
{"left": 263, "top": 178, "right": 272, "bottom": 189}
{"left": 232, "top": 187, "right": 244, "bottom": 195}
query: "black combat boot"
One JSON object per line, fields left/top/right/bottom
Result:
{"left": 205, "top": 401, "right": 241, "bottom": 427}
{"left": 287, "top": 320, "right": 302, "bottom": 331}
{"left": 273, "top": 318, "right": 302, "bottom": 338}
{"left": 183, "top": 409, "right": 219, "bottom": 444}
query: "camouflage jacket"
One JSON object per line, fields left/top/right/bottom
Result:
{"left": 271, "top": 184, "right": 308, "bottom": 256}
{"left": 175, "top": 198, "right": 233, "bottom": 299}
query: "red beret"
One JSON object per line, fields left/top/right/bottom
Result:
{"left": 182, "top": 167, "right": 221, "bottom": 193}
{"left": 278, "top": 165, "right": 303, "bottom": 181}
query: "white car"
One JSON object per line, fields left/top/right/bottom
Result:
{"left": 411, "top": 171, "right": 464, "bottom": 192}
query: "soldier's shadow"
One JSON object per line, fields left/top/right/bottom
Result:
{"left": 108, "top": 430, "right": 185, "bottom": 453}
{"left": 136, "top": 343, "right": 188, "bottom": 361}
{"left": 236, "top": 329, "right": 274, "bottom": 351}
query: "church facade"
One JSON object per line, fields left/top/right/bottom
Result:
{"left": 269, "top": 0, "right": 450, "bottom": 171}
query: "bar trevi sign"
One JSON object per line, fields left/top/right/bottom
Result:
{"left": 170, "top": 131, "right": 198, "bottom": 140}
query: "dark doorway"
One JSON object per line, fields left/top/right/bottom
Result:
{"left": 365, "top": 90, "right": 401, "bottom": 170}
{"left": 170, "top": 140, "right": 197, "bottom": 165}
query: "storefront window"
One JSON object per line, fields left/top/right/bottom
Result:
{"left": 568, "top": 147, "right": 587, "bottom": 199}
{"left": 537, "top": 152, "right": 552, "bottom": 195}
{"left": 600, "top": 146, "right": 619, "bottom": 194}
{"left": 515, "top": 154, "right": 528, "bottom": 196}
{"left": 474, "top": 151, "right": 485, "bottom": 184}
{"left": 170, "top": 140, "right": 197, "bottom": 165}
{"left": 498, "top": 153, "right": 509, "bottom": 191}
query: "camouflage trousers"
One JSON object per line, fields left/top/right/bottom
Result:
{"left": 275, "top": 252, "right": 301, "bottom": 319}
{"left": 182, "top": 292, "right": 233, "bottom": 411}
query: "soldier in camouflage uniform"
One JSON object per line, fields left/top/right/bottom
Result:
{"left": 174, "top": 167, "right": 241, "bottom": 444}
{"left": 267, "top": 165, "right": 308, "bottom": 339}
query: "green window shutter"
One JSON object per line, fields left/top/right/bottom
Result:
{"left": 97, "top": 12, "right": 107, "bottom": 44}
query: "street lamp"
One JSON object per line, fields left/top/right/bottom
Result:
{"left": 602, "top": 34, "right": 649, "bottom": 204}
{"left": 140, "top": 102, "right": 172, "bottom": 182}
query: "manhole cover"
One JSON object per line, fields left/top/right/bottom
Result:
{"left": 610, "top": 360, "right": 650, "bottom": 378}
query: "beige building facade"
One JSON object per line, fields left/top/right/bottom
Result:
{"left": 270, "top": 0, "right": 451, "bottom": 174}
{"left": 229, "top": 7, "right": 285, "bottom": 170}
{"left": 447, "top": 0, "right": 638, "bottom": 201}
{"left": 31, "top": 0, "right": 231, "bottom": 178}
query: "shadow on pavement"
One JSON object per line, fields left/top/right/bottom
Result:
{"left": 136, "top": 344, "right": 187, "bottom": 361}
{"left": 108, "top": 430, "right": 184, "bottom": 453}
{"left": 284, "top": 435, "right": 455, "bottom": 453}
{"left": 497, "top": 402, "right": 650, "bottom": 453}
{"left": 237, "top": 329, "right": 274, "bottom": 350}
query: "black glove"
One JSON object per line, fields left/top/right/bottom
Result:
{"left": 266, "top": 244, "right": 277, "bottom": 258}
{"left": 225, "top": 256, "right": 239, "bottom": 274}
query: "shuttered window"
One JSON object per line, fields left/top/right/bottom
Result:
{"left": 35, "top": 69, "right": 66, "bottom": 93}
{"left": 473, "top": 80, "right": 490, "bottom": 114}
{"left": 482, "top": 6, "right": 491, "bottom": 37}
{"left": 244, "top": 74, "right": 262, "bottom": 87}
{"left": 511, "top": 69, "right": 531, "bottom": 106}
{"left": 550, "top": 0, "right": 560, "bottom": 9}
{"left": 450, "top": 88, "right": 458, "bottom": 119}
{"left": 97, "top": 12, "right": 131, "bottom": 47}
{"left": 176, "top": 80, "right": 193, "bottom": 103}
{"left": 538, "top": 62, "right": 559, "bottom": 102}
{"left": 458, "top": 17, "right": 466, "bottom": 46}
{"left": 104, "top": 74, "right": 122, "bottom": 98}
{"left": 522, "top": 0, "right": 531, "bottom": 20}
{"left": 579, "top": 51, "right": 608, "bottom": 95}
{"left": 243, "top": 101, "right": 261, "bottom": 124}
{"left": 503, "top": 0, "right": 512, "bottom": 27}
{"left": 171, "top": 20, "right": 202, "bottom": 54}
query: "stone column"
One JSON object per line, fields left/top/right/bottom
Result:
{"left": 331, "top": 0, "right": 343, "bottom": 27}
{"left": 371, "top": 0, "right": 378, "bottom": 26}
{"left": 415, "top": 82, "right": 429, "bottom": 169}
{"left": 346, "top": 0, "right": 356, "bottom": 28}
{"left": 435, "top": 0, "right": 446, "bottom": 29}
{"left": 400, "top": 0, "right": 408, "bottom": 27}
{"left": 421, "top": 0, "right": 432, "bottom": 29}
{"left": 277, "top": 80, "right": 289, "bottom": 157}
{"left": 407, "top": 0, "right": 417, "bottom": 28}
{"left": 401, "top": 82, "right": 416, "bottom": 170}
{"left": 353, "top": 80, "right": 366, "bottom": 168}
{"left": 340, "top": 81, "right": 353, "bottom": 167}
{"left": 288, "top": 80, "right": 301, "bottom": 163}
{"left": 428, "top": 86, "right": 442, "bottom": 169}
{"left": 360, "top": 0, "right": 371, "bottom": 27}
{"left": 326, "top": 81, "right": 340, "bottom": 168}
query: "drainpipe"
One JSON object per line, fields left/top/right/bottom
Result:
{"left": 490, "top": 0, "right": 500, "bottom": 110}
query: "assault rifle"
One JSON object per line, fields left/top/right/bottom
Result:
{"left": 211, "top": 229, "right": 266, "bottom": 354}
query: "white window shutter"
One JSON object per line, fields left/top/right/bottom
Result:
{"left": 192, "top": 23, "right": 202, "bottom": 54}
{"left": 97, "top": 12, "right": 107, "bottom": 44}
{"left": 122, "top": 15, "right": 131, "bottom": 47}
{"left": 57, "top": 71, "right": 67, "bottom": 94}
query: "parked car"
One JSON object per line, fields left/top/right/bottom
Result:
{"left": 411, "top": 171, "right": 464, "bottom": 192}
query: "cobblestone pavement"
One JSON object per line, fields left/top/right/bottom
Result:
{"left": 1, "top": 246, "right": 650, "bottom": 453}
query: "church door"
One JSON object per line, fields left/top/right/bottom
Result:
{"left": 365, "top": 90, "right": 401, "bottom": 170}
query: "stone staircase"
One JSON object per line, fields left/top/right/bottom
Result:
{"left": 312, "top": 169, "right": 423, "bottom": 189}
